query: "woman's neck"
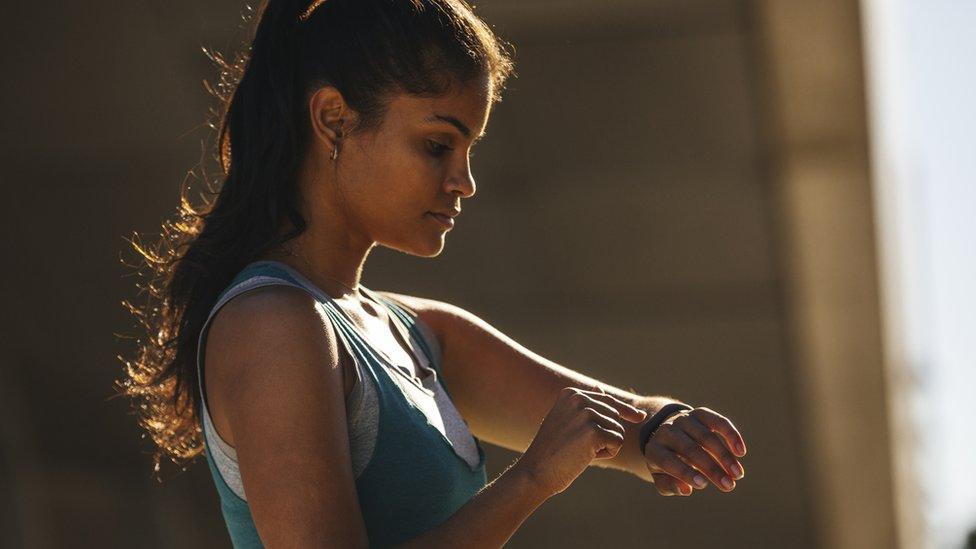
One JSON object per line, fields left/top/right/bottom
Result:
{"left": 257, "top": 225, "right": 376, "bottom": 300}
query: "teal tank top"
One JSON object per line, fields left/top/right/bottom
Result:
{"left": 195, "top": 261, "right": 488, "bottom": 547}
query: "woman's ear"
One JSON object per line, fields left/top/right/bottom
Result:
{"left": 308, "top": 86, "right": 351, "bottom": 153}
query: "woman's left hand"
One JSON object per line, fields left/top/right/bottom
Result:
{"left": 640, "top": 407, "right": 747, "bottom": 496}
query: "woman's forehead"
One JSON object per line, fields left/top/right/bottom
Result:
{"left": 387, "top": 81, "right": 492, "bottom": 134}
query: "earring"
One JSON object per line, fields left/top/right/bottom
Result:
{"left": 331, "top": 118, "right": 344, "bottom": 161}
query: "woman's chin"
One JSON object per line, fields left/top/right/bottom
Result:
{"left": 417, "top": 236, "right": 447, "bottom": 257}
{"left": 383, "top": 234, "right": 447, "bottom": 258}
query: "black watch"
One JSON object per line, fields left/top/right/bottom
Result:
{"left": 638, "top": 402, "right": 694, "bottom": 456}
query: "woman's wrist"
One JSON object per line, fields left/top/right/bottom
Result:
{"left": 507, "top": 458, "right": 556, "bottom": 506}
{"left": 638, "top": 402, "right": 694, "bottom": 457}
{"left": 587, "top": 395, "right": 690, "bottom": 482}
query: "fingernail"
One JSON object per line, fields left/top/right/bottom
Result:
{"left": 736, "top": 442, "right": 746, "bottom": 456}
{"left": 721, "top": 477, "right": 734, "bottom": 490}
{"left": 731, "top": 462, "right": 744, "bottom": 479}
{"left": 693, "top": 475, "right": 708, "bottom": 489}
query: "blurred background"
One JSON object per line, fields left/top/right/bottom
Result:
{"left": 1, "top": 0, "right": 973, "bottom": 547}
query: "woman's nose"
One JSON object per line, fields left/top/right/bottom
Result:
{"left": 444, "top": 165, "right": 476, "bottom": 198}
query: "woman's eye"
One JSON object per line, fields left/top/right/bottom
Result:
{"left": 428, "top": 140, "right": 453, "bottom": 156}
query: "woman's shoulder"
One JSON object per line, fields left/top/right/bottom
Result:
{"left": 371, "top": 290, "right": 461, "bottom": 319}
{"left": 373, "top": 290, "right": 478, "bottom": 330}
{"left": 372, "top": 290, "right": 451, "bottom": 329}
{"left": 210, "top": 283, "right": 328, "bottom": 342}
{"left": 370, "top": 291, "right": 477, "bottom": 356}
{"left": 205, "top": 284, "right": 345, "bottom": 400}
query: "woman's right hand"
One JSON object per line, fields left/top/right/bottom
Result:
{"left": 515, "top": 387, "right": 648, "bottom": 497}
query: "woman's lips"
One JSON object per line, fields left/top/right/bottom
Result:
{"left": 427, "top": 212, "right": 455, "bottom": 229}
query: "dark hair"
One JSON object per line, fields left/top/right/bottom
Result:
{"left": 118, "top": 0, "right": 514, "bottom": 475}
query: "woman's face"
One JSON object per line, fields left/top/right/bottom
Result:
{"left": 335, "top": 77, "right": 493, "bottom": 258}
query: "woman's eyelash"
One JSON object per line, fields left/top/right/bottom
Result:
{"left": 427, "top": 139, "right": 476, "bottom": 158}
{"left": 428, "top": 140, "right": 453, "bottom": 155}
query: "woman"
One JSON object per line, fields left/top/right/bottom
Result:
{"left": 121, "top": 0, "right": 748, "bottom": 547}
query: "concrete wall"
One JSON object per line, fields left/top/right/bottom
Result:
{"left": 0, "top": 1, "right": 891, "bottom": 547}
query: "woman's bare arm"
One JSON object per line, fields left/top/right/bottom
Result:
{"left": 377, "top": 292, "right": 661, "bottom": 478}
{"left": 379, "top": 292, "right": 747, "bottom": 491}
{"left": 206, "top": 286, "right": 371, "bottom": 547}
{"left": 392, "top": 461, "right": 549, "bottom": 548}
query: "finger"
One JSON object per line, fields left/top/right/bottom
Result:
{"left": 657, "top": 426, "right": 735, "bottom": 492}
{"left": 690, "top": 408, "right": 747, "bottom": 457}
{"left": 577, "top": 388, "right": 647, "bottom": 423}
{"left": 578, "top": 396, "right": 631, "bottom": 425}
{"left": 651, "top": 473, "right": 678, "bottom": 496}
{"left": 591, "top": 421, "right": 626, "bottom": 460}
{"left": 675, "top": 415, "right": 745, "bottom": 480}
{"left": 581, "top": 388, "right": 647, "bottom": 422}
{"left": 650, "top": 472, "right": 693, "bottom": 497}
{"left": 583, "top": 407, "right": 625, "bottom": 435}
{"left": 643, "top": 441, "right": 709, "bottom": 490}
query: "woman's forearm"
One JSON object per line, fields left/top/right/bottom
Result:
{"left": 393, "top": 459, "right": 550, "bottom": 549}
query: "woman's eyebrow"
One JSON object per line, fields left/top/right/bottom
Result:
{"left": 425, "top": 114, "right": 486, "bottom": 141}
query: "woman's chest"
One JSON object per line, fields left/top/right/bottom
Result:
{"left": 336, "top": 303, "right": 428, "bottom": 399}
{"left": 343, "top": 300, "right": 425, "bottom": 375}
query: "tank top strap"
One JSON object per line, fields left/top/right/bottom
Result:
{"left": 360, "top": 288, "right": 458, "bottom": 397}
{"left": 244, "top": 262, "right": 424, "bottom": 375}
{"left": 359, "top": 290, "right": 433, "bottom": 360}
{"left": 195, "top": 261, "right": 369, "bottom": 415}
